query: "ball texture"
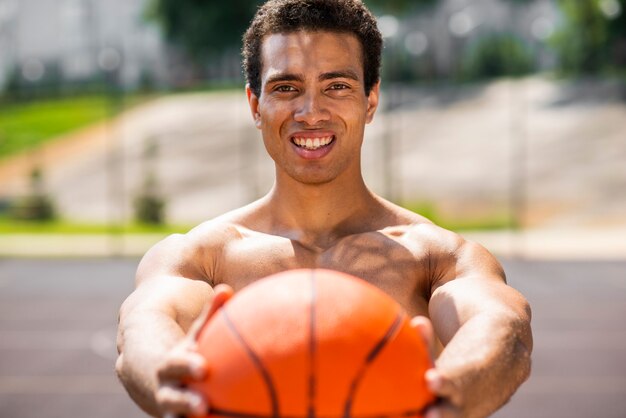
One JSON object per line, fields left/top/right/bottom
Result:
{"left": 190, "top": 269, "right": 435, "bottom": 418}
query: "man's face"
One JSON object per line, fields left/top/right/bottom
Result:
{"left": 247, "top": 30, "right": 379, "bottom": 185}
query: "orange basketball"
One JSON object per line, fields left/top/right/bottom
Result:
{"left": 190, "top": 269, "right": 435, "bottom": 418}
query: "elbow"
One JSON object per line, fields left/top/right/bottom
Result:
{"left": 516, "top": 305, "right": 533, "bottom": 377}
{"left": 496, "top": 308, "right": 533, "bottom": 384}
{"left": 115, "top": 353, "right": 124, "bottom": 380}
{"left": 515, "top": 337, "right": 532, "bottom": 384}
{"left": 511, "top": 315, "right": 533, "bottom": 385}
{"left": 504, "top": 297, "right": 534, "bottom": 374}
{"left": 115, "top": 319, "right": 128, "bottom": 384}
{"left": 115, "top": 352, "right": 128, "bottom": 385}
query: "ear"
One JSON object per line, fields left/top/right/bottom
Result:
{"left": 246, "top": 84, "right": 262, "bottom": 129}
{"left": 365, "top": 80, "right": 380, "bottom": 124}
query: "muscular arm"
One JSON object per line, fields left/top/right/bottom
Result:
{"left": 116, "top": 234, "right": 213, "bottom": 416}
{"left": 427, "top": 236, "right": 532, "bottom": 418}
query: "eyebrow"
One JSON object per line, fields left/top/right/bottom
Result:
{"left": 265, "top": 69, "right": 360, "bottom": 86}
{"left": 319, "top": 70, "right": 360, "bottom": 82}
{"left": 265, "top": 73, "right": 305, "bottom": 85}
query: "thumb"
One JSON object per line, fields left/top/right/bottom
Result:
{"left": 188, "top": 284, "right": 234, "bottom": 341}
{"left": 410, "top": 315, "right": 436, "bottom": 363}
{"left": 425, "top": 369, "right": 462, "bottom": 407}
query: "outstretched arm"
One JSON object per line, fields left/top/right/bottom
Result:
{"left": 425, "top": 238, "right": 532, "bottom": 418}
{"left": 115, "top": 234, "right": 224, "bottom": 417}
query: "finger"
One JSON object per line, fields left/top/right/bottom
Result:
{"left": 188, "top": 284, "right": 234, "bottom": 341}
{"left": 425, "top": 368, "right": 444, "bottom": 394}
{"left": 425, "top": 369, "right": 463, "bottom": 407}
{"left": 410, "top": 315, "right": 435, "bottom": 362}
{"left": 209, "top": 284, "right": 234, "bottom": 317}
{"left": 156, "top": 384, "right": 207, "bottom": 417}
{"left": 425, "top": 403, "right": 461, "bottom": 418}
{"left": 157, "top": 350, "right": 207, "bottom": 381}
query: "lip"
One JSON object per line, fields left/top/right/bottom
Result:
{"left": 289, "top": 130, "right": 336, "bottom": 160}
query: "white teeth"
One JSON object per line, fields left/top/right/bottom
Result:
{"left": 293, "top": 136, "right": 334, "bottom": 150}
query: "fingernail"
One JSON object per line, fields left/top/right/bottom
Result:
{"left": 189, "top": 354, "right": 206, "bottom": 379}
{"left": 189, "top": 392, "right": 206, "bottom": 415}
{"left": 425, "top": 410, "right": 440, "bottom": 418}
{"left": 425, "top": 369, "right": 441, "bottom": 391}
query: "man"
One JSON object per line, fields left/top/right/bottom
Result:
{"left": 116, "top": 1, "right": 532, "bottom": 417}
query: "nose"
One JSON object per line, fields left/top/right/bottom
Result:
{"left": 293, "top": 92, "right": 330, "bottom": 126}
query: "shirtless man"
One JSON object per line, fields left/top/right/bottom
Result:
{"left": 116, "top": 1, "right": 532, "bottom": 417}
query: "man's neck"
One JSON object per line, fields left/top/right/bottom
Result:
{"left": 264, "top": 172, "right": 382, "bottom": 250}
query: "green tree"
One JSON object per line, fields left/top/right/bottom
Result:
{"left": 9, "top": 167, "right": 56, "bottom": 221}
{"left": 550, "top": 0, "right": 626, "bottom": 75}
{"left": 133, "top": 138, "right": 166, "bottom": 225}
{"left": 133, "top": 175, "right": 166, "bottom": 225}
{"left": 365, "top": 0, "right": 434, "bottom": 14}
{"left": 461, "top": 33, "right": 533, "bottom": 80}
{"left": 146, "top": 0, "right": 436, "bottom": 61}
{"left": 146, "top": 0, "right": 264, "bottom": 62}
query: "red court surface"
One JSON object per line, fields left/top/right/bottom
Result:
{"left": 0, "top": 258, "right": 625, "bottom": 417}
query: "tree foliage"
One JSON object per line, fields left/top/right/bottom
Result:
{"left": 146, "top": 0, "right": 264, "bottom": 60}
{"left": 461, "top": 33, "right": 533, "bottom": 80}
{"left": 364, "top": 0, "right": 434, "bottom": 15}
{"left": 9, "top": 167, "right": 56, "bottom": 222}
{"left": 146, "top": 0, "right": 434, "bottom": 61}
{"left": 550, "top": 0, "right": 626, "bottom": 75}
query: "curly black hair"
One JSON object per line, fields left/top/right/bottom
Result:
{"left": 242, "top": 0, "right": 382, "bottom": 97}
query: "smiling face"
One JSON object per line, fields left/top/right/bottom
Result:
{"left": 247, "top": 31, "right": 380, "bottom": 185}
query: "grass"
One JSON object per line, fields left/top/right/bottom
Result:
{"left": 0, "top": 202, "right": 512, "bottom": 235}
{"left": 0, "top": 96, "right": 111, "bottom": 159}
{"left": 400, "top": 201, "right": 515, "bottom": 231}
{"left": 0, "top": 94, "right": 154, "bottom": 160}
{"left": 0, "top": 218, "right": 193, "bottom": 235}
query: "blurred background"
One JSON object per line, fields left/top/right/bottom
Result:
{"left": 0, "top": 0, "right": 625, "bottom": 417}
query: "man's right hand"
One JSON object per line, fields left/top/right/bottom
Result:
{"left": 155, "top": 284, "right": 234, "bottom": 418}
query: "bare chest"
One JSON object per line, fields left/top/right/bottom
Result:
{"left": 212, "top": 231, "right": 431, "bottom": 317}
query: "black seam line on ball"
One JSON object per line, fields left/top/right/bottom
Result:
{"left": 208, "top": 407, "right": 429, "bottom": 418}
{"left": 342, "top": 312, "right": 405, "bottom": 418}
{"left": 222, "top": 308, "right": 280, "bottom": 417}
{"left": 308, "top": 270, "right": 318, "bottom": 418}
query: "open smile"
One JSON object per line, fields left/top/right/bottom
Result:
{"left": 291, "top": 135, "right": 335, "bottom": 151}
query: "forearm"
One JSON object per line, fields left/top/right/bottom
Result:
{"left": 116, "top": 309, "right": 186, "bottom": 417}
{"left": 435, "top": 313, "right": 532, "bottom": 418}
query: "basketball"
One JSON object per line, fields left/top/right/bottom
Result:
{"left": 189, "top": 269, "right": 435, "bottom": 418}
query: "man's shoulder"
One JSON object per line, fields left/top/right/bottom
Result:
{"left": 183, "top": 206, "right": 257, "bottom": 247}
{"left": 137, "top": 206, "right": 259, "bottom": 283}
{"left": 149, "top": 203, "right": 261, "bottom": 258}
{"left": 377, "top": 200, "right": 462, "bottom": 244}
{"left": 376, "top": 201, "right": 468, "bottom": 256}
{"left": 386, "top": 220, "right": 464, "bottom": 254}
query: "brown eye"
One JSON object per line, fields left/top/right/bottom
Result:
{"left": 275, "top": 85, "right": 297, "bottom": 92}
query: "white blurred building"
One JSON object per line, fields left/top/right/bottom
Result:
{"left": 0, "top": 0, "right": 167, "bottom": 90}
